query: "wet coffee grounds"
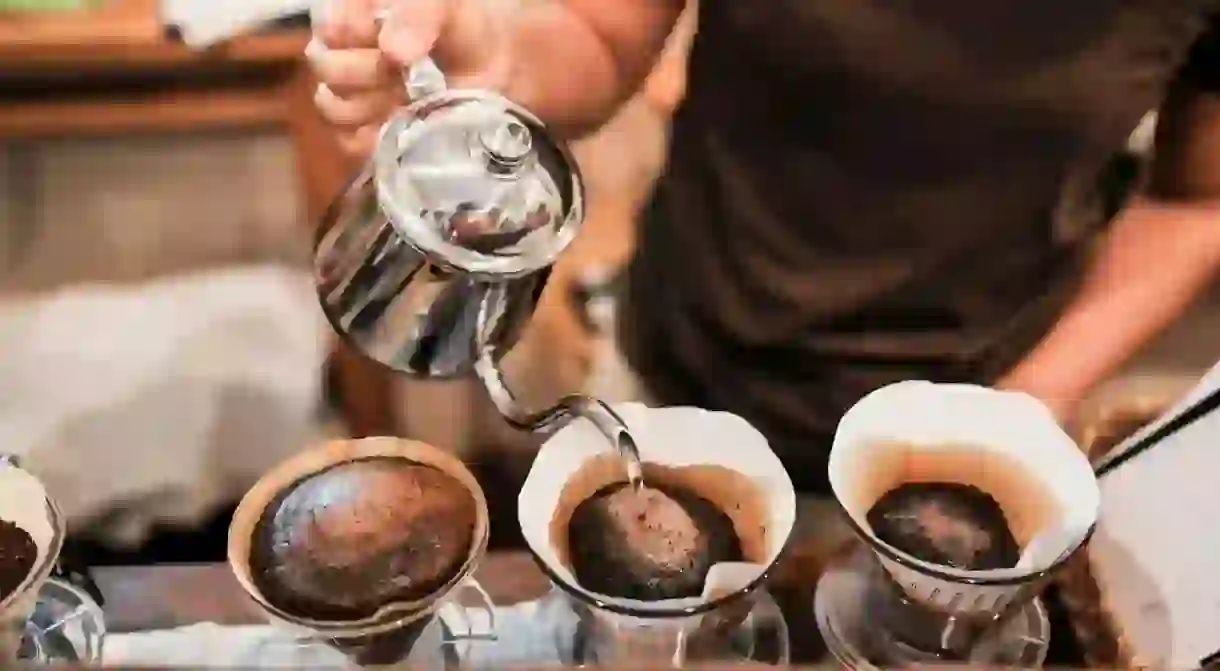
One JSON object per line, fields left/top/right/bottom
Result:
{"left": 0, "top": 519, "right": 37, "bottom": 602}
{"left": 567, "top": 482, "right": 742, "bottom": 600}
{"left": 867, "top": 481, "right": 1020, "bottom": 571}
{"left": 250, "top": 458, "right": 477, "bottom": 621}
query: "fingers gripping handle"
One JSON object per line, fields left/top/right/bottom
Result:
{"left": 373, "top": 6, "right": 448, "bottom": 99}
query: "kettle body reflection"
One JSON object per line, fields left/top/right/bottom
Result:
{"left": 314, "top": 90, "right": 582, "bottom": 379}
{"left": 312, "top": 60, "right": 642, "bottom": 475}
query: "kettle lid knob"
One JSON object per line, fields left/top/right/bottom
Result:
{"left": 479, "top": 118, "right": 533, "bottom": 170}
{"left": 373, "top": 91, "right": 584, "bottom": 278}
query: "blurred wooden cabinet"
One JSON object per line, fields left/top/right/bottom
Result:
{"left": 0, "top": 0, "right": 398, "bottom": 437}
{"left": 0, "top": 1, "right": 310, "bottom": 137}
{"left": 0, "top": 0, "right": 162, "bottom": 60}
{"left": 0, "top": 0, "right": 694, "bottom": 445}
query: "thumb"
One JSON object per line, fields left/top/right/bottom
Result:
{"left": 380, "top": 0, "right": 509, "bottom": 90}
{"left": 377, "top": 0, "right": 448, "bottom": 70}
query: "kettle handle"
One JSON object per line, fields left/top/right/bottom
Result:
{"left": 372, "top": 7, "right": 448, "bottom": 100}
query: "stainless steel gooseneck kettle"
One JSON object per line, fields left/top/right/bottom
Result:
{"left": 312, "top": 52, "right": 642, "bottom": 480}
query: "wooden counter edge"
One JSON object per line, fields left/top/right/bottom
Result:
{"left": 0, "top": 0, "right": 309, "bottom": 69}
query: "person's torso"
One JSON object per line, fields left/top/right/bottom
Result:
{"left": 625, "top": 0, "right": 1219, "bottom": 449}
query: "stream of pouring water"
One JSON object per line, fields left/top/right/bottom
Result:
{"left": 474, "top": 351, "right": 645, "bottom": 490}
{"left": 561, "top": 399, "right": 646, "bottom": 492}
{"left": 617, "top": 428, "right": 645, "bottom": 491}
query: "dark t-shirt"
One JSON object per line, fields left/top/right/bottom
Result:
{"left": 623, "top": 0, "right": 1220, "bottom": 488}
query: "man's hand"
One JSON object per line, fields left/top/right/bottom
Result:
{"left": 307, "top": 0, "right": 511, "bottom": 157}
{"left": 311, "top": 0, "right": 684, "bottom": 149}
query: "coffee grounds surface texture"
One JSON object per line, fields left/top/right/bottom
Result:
{"left": 566, "top": 482, "right": 742, "bottom": 601}
{"left": 0, "top": 519, "right": 36, "bottom": 602}
{"left": 867, "top": 482, "right": 1020, "bottom": 571}
{"left": 250, "top": 458, "right": 477, "bottom": 621}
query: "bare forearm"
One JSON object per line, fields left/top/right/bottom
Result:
{"left": 503, "top": 0, "right": 685, "bottom": 137}
{"left": 1000, "top": 196, "right": 1220, "bottom": 414}
{"left": 642, "top": 4, "right": 698, "bottom": 116}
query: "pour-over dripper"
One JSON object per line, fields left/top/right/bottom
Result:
{"left": 826, "top": 381, "right": 1099, "bottom": 657}
{"left": 0, "top": 457, "right": 66, "bottom": 662}
{"left": 519, "top": 404, "right": 795, "bottom": 664}
{"left": 815, "top": 547, "right": 1051, "bottom": 669}
{"left": 228, "top": 438, "right": 497, "bottom": 668}
{"left": 540, "top": 574, "right": 792, "bottom": 666}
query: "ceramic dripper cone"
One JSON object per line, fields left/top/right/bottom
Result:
{"left": 228, "top": 437, "right": 489, "bottom": 639}
{"left": 828, "top": 381, "right": 1099, "bottom": 615}
{"left": 0, "top": 462, "right": 65, "bottom": 660}
{"left": 519, "top": 403, "right": 796, "bottom": 613}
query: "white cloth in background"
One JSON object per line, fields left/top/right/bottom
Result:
{"left": 161, "top": 0, "right": 313, "bottom": 47}
{"left": 102, "top": 600, "right": 555, "bottom": 668}
{"left": 104, "top": 624, "right": 353, "bottom": 668}
{"left": 0, "top": 265, "right": 328, "bottom": 545}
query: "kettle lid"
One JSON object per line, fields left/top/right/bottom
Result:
{"left": 373, "top": 90, "right": 584, "bottom": 278}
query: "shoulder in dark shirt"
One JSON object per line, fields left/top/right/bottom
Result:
{"left": 1181, "top": 16, "right": 1220, "bottom": 89}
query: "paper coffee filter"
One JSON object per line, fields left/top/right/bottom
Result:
{"left": 828, "top": 381, "right": 1099, "bottom": 579}
{"left": 519, "top": 403, "right": 796, "bottom": 611}
{"left": 0, "top": 464, "right": 62, "bottom": 611}
{"left": 228, "top": 437, "right": 489, "bottom": 635}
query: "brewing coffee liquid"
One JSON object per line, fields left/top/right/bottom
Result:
{"left": 853, "top": 441, "right": 1061, "bottom": 551}
{"left": 549, "top": 456, "right": 771, "bottom": 575}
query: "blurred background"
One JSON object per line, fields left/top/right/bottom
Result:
{"left": 0, "top": 0, "right": 1214, "bottom": 566}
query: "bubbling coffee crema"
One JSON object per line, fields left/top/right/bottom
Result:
{"left": 857, "top": 442, "right": 1060, "bottom": 571}
{"left": 0, "top": 519, "right": 35, "bottom": 602}
{"left": 249, "top": 458, "right": 477, "bottom": 621}
{"left": 867, "top": 482, "right": 1020, "bottom": 570}
{"left": 566, "top": 482, "right": 743, "bottom": 601}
